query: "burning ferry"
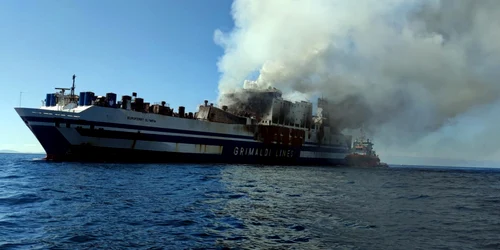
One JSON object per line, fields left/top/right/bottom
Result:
{"left": 15, "top": 75, "right": 353, "bottom": 165}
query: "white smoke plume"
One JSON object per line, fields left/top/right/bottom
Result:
{"left": 213, "top": 0, "right": 500, "bottom": 160}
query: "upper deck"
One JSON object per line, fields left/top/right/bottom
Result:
{"left": 21, "top": 75, "right": 352, "bottom": 148}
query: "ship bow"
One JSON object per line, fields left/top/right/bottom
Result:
{"left": 15, "top": 107, "right": 71, "bottom": 159}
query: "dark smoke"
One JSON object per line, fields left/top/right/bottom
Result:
{"left": 213, "top": 0, "right": 500, "bottom": 160}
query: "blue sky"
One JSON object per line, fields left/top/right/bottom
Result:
{"left": 0, "top": 0, "right": 234, "bottom": 152}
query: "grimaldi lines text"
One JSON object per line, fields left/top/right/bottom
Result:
{"left": 232, "top": 146, "right": 294, "bottom": 158}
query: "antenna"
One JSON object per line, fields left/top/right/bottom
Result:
{"left": 71, "top": 74, "right": 76, "bottom": 100}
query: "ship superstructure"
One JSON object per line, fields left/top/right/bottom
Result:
{"left": 345, "top": 129, "right": 387, "bottom": 167}
{"left": 352, "top": 134, "right": 377, "bottom": 157}
{"left": 15, "top": 75, "right": 353, "bottom": 165}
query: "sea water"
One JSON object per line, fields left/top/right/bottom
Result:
{"left": 1, "top": 153, "right": 499, "bottom": 249}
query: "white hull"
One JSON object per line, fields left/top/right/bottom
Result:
{"left": 16, "top": 106, "right": 351, "bottom": 165}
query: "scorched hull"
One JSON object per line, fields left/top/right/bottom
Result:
{"left": 16, "top": 107, "right": 350, "bottom": 166}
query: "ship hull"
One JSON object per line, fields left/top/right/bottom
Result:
{"left": 42, "top": 146, "right": 345, "bottom": 166}
{"left": 345, "top": 154, "right": 386, "bottom": 167}
{"left": 16, "top": 107, "right": 350, "bottom": 166}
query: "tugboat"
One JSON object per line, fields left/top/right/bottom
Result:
{"left": 345, "top": 129, "right": 388, "bottom": 167}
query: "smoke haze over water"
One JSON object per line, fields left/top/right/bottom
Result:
{"left": 213, "top": 0, "right": 500, "bottom": 161}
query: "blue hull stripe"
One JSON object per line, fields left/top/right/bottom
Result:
{"left": 27, "top": 125, "right": 348, "bottom": 165}
{"left": 57, "top": 145, "right": 347, "bottom": 166}
{"left": 76, "top": 128, "right": 349, "bottom": 153}
{"left": 30, "top": 125, "right": 71, "bottom": 155}
{"left": 22, "top": 116, "right": 345, "bottom": 148}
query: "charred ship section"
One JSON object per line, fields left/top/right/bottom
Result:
{"left": 15, "top": 75, "right": 354, "bottom": 165}
{"left": 220, "top": 87, "right": 281, "bottom": 119}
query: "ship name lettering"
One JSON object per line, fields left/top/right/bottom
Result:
{"left": 127, "top": 116, "right": 156, "bottom": 123}
{"left": 275, "top": 149, "right": 293, "bottom": 158}
{"left": 233, "top": 147, "right": 293, "bottom": 158}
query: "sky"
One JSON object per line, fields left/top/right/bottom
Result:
{"left": 0, "top": 0, "right": 498, "bottom": 167}
{"left": 0, "top": 0, "right": 233, "bottom": 153}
